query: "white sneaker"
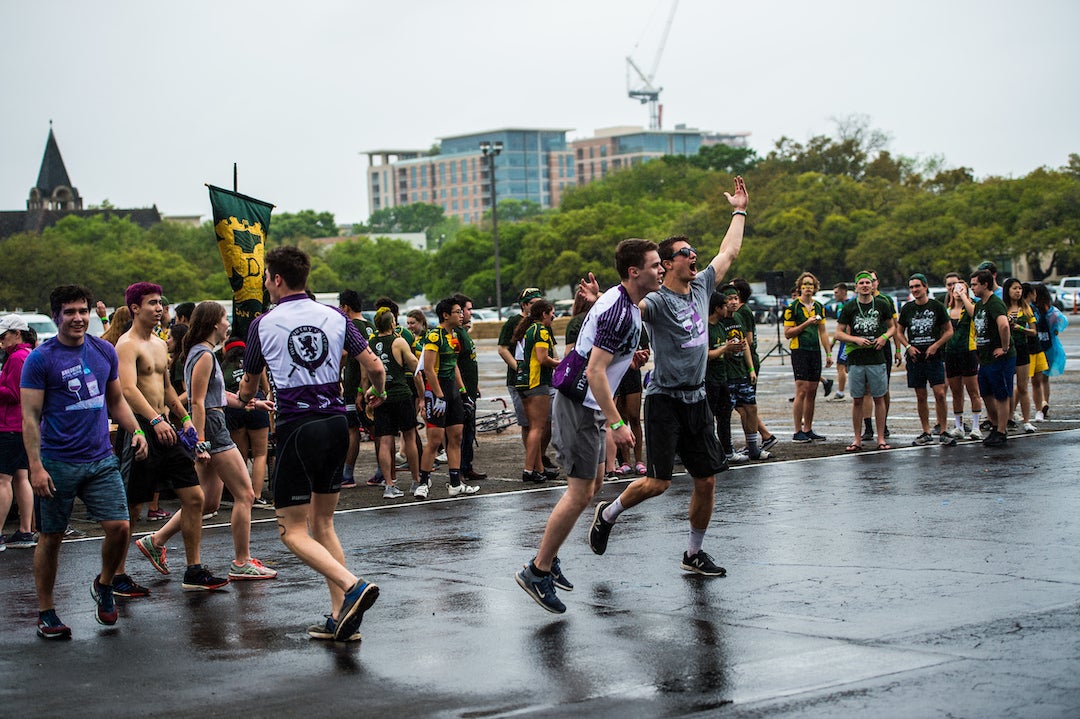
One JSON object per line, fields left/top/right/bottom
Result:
{"left": 968, "top": 428, "right": 983, "bottom": 441}
{"left": 446, "top": 482, "right": 479, "bottom": 497}
{"left": 726, "top": 452, "right": 749, "bottom": 465}
{"left": 1023, "top": 422, "right": 1036, "bottom": 434}
{"left": 383, "top": 485, "right": 405, "bottom": 499}
{"left": 1012, "top": 410, "right": 1022, "bottom": 422}
{"left": 435, "top": 450, "right": 448, "bottom": 464}
{"left": 752, "top": 449, "right": 772, "bottom": 460}
{"left": 1034, "top": 410, "right": 1045, "bottom": 422}
{"left": 413, "top": 482, "right": 430, "bottom": 500}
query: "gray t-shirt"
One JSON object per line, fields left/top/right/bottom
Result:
{"left": 184, "top": 343, "right": 228, "bottom": 411}
{"left": 642, "top": 264, "right": 716, "bottom": 402}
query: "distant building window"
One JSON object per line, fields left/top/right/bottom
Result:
{"left": 600, "top": 146, "right": 607, "bottom": 157}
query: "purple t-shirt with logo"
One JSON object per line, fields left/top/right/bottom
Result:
{"left": 20, "top": 336, "right": 118, "bottom": 463}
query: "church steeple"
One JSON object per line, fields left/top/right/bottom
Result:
{"left": 28, "top": 122, "right": 82, "bottom": 211}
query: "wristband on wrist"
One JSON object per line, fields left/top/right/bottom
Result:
{"left": 132, "top": 429, "right": 146, "bottom": 437}
{"left": 459, "top": 387, "right": 466, "bottom": 394}
{"left": 149, "top": 414, "right": 165, "bottom": 427}
{"left": 732, "top": 210, "right": 747, "bottom": 217}
{"left": 195, "top": 440, "right": 211, "bottom": 453}
{"left": 181, "top": 414, "right": 191, "bottom": 424}
{"left": 610, "top": 419, "right": 625, "bottom": 431}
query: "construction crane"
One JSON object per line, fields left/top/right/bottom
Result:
{"left": 626, "top": 0, "right": 679, "bottom": 130}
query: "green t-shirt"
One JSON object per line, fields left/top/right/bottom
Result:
{"left": 837, "top": 294, "right": 894, "bottom": 366}
{"left": 368, "top": 334, "right": 414, "bottom": 401}
{"left": 516, "top": 322, "right": 555, "bottom": 390}
{"left": 498, "top": 314, "right": 523, "bottom": 385}
{"left": 457, "top": 326, "right": 479, "bottom": 398}
{"left": 564, "top": 314, "right": 585, "bottom": 347}
{"left": 898, "top": 298, "right": 949, "bottom": 349}
{"left": 945, "top": 307, "right": 975, "bottom": 353}
{"left": 341, "top": 317, "right": 372, "bottom": 396}
{"left": 423, "top": 326, "right": 461, "bottom": 380}
{"left": 706, "top": 320, "right": 727, "bottom": 385}
{"left": 721, "top": 315, "right": 750, "bottom": 379}
{"left": 973, "top": 294, "right": 1015, "bottom": 364}
{"left": 783, "top": 299, "right": 825, "bottom": 352}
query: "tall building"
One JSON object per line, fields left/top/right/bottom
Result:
{"left": 365, "top": 128, "right": 574, "bottom": 225}
{"left": 0, "top": 125, "right": 161, "bottom": 239}
{"left": 364, "top": 124, "right": 750, "bottom": 226}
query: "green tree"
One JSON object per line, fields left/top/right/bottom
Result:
{"left": 362, "top": 203, "right": 445, "bottom": 234}
{"left": 323, "top": 236, "right": 429, "bottom": 300}
{"left": 269, "top": 210, "right": 338, "bottom": 243}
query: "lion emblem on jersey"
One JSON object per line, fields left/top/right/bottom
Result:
{"left": 287, "top": 325, "right": 330, "bottom": 373}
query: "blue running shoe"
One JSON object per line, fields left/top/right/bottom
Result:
{"left": 550, "top": 556, "right": 573, "bottom": 592}
{"left": 515, "top": 564, "right": 566, "bottom": 614}
{"left": 91, "top": 575, "right": 118, "bottom": 625}
{"left": 36, "top": 609, "right": 72, "bottom": 640}
{"left": 335, "top": 580, "right": 379, "bottom": 641}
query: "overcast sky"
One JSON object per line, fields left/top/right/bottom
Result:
{"left": 2, "top": 0, "right": 1076, "bottom": 225}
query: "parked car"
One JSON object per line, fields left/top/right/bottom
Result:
{"left": 746, "top": 295, "right": 780, "bottom": 324}
{"left": 16, "top": 312, "right": 59, "bottom": 343}
{"left": 1054, "top": 276, "right": 1080, "bottom": 310}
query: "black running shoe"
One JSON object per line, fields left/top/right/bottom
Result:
{"left": 181, "top": 566, "right": 230, "bottom": 592}
{"left": 550, "top": 556, "right": 573, "bottom": 592}
{"left": 680, "top": 550, "right": 727, "bottom": 577}
{"left": 588, "top": 501, "right": 614, "bottom": 556}
{"left": 335, "top": 580, "right": 379, "bottom": 641}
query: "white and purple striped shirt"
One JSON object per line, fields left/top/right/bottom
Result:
{"left": 570, "top": 284, "right": 641, "bottom": 411}
{"left": 243, "top": 294, "right": 368, "bottom": 425}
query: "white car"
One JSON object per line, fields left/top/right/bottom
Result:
{"left": 1054, "top": 277, "right": 1080, "bottom": 310}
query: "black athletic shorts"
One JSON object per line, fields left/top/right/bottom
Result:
{"left": 644, "top": 393, "right": 726, "bottom": 481}
{"left": 224, "top": 405, "right": 271, "bottom": 432}
{"left": 424, "top": 377, "right": 465, "bottom": 428}
{"left": 373, "top": 397, "right": 417, "bottom": 437}
{"left": 790, "top": 349, "right": 822, "bottom": 382}
{"left": 614, "top": 367, "right": 643, "bottom": 397}
{"left": 124, "top": 415, "right": 200, "bottom": 505}
{"left": 944, "top": 350, "right": 979, "bottom": 379}
{"left": 271, "top": 414, "right": 349, "bottom": 508}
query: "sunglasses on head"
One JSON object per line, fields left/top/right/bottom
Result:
{"left": 671, "top": 246, "right": 696, "bottom": 259}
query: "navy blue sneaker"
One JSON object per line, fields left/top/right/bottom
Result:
{"left": 515, "top": 565, "right": 566, "bottom": 614}
{"left": 335, "top": 580, "right": 379, "bottom": 641}
{"left": 806, "top": 430, "right": 827, "bottom": 441}
{"left": 307, "top": 615, "right": 361, "bottom": 642}
{"left": 550, "top": 556, "right": 573, "bottom": 592}
{"left": 792, "top": 431, "right": 811, "bottom": 443}
{"left": 111, "top": 573, "right": 150, "bottom": 598}
{"left": 36, "top": 609, "right": 72, "bottom": 639}
{"left": 91, "top": 576, "right": 117, "bottom": 625}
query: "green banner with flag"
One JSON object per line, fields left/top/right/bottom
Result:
{"left": 207, "top": 185, "right": 274, "bottom": 341}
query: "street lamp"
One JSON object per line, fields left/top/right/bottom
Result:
{"left": 480, "top": 140, "right": 504, "bottom": 317}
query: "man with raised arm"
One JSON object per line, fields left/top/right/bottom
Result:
{"left": 586, "top": 177, "right": 749, "bottom": 580}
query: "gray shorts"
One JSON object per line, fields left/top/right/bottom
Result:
{"left": 849, "top": 363, "right": 888, "bottom": 398}
{"left": 551, "top": 393, "right": 605, "bottom": 481}
{"left": 507, "top": 384, "right": 528, "bottom": 427}
{"left": 205, "top": 409, "right": 237, "bottom": 455}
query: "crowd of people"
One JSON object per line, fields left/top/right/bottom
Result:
{"left": 1, "top": 174, "right": 1071, "bottom": 639}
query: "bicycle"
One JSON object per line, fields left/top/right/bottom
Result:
{"left": 474, "top": 397, "right": 517, "bottom": 434}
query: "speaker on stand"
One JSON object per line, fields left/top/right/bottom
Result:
{"left": 761, "top": 271, "right": 791, "bottom": 364}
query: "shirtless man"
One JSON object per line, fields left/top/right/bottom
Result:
{"left": 115, "top": 282, "right": 227, "bottom": 591}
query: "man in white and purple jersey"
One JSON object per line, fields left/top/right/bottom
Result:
{"left": 515, "top": 238, "right": 663, "bottom": 614}
{"left": 238, "top": 246, "right": 387, "bottom": 642}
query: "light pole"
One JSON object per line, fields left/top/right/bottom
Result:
{"left": 480, "top": 140, "right": 504, "bottom": 317}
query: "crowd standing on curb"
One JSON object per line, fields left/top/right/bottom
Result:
{"left": 1, "top": 176, "right": 1071, "bottom": 639}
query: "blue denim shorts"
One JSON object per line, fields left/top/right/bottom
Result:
{"left": 35, "top": 455, "right": 129, "bottom": 534}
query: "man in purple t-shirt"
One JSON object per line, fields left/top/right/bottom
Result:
{"left": 21, "top": 285, "right": 148, "bottom": 639}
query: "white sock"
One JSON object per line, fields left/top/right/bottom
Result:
{"left": 688, "top": 527, "right": 706, "bottom": 556}
{"left": 602, "top": 497, "right": 625, "bottom": 524}
{"left": 972, "top": 412, "right": 981, "bottom": 429}
{"left": 954, "top": 414, "right": 964, "bottom": 431}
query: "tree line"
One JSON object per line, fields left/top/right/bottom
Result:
{"left": 2, "top": 120, "right": 1077, "bottom": 311}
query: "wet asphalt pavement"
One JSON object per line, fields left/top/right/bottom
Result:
{"left": 1, "top": 430, "right": 1078, "bottom": 718}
